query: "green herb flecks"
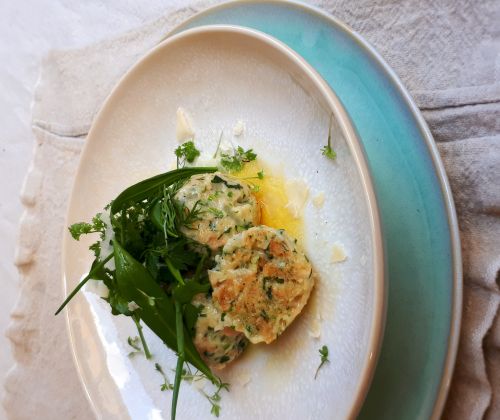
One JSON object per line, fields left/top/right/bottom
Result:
{"left": 200, "top": 382, "right": 230, "bottom": 417}
{"left": 207, "top": 207, "right": 224, "bottom": 219}
{"left": 127, "top": 336, "right": 142, "bottom": 357}
{"left": 315, "top": 345, "right": 330, "bottom": 379}
{"left": 250, "top": 184, "right": 260, "bottom": 193}
{"left": 175, "top": 141, "right": 201, "bottom": 168}
{"left": 321, "top": 116, "right": 336, "bottom": 160}
{"left": 242, "top": 170, "right": 265, "bottom": 181}
{"left": 220, "top": 146, "right": 257, "bottom": 172}
{"left": 68, "top": 213, "right": 106, "bottom": 240}
{"left": 69, "top": 213, "right": 107, "bottom": 257}
{"left": 155, "top": 363, "right": 174, "bottom": 391}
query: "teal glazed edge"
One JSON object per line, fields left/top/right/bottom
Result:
{"left": 173, "top": 2, "right": 461, "bottom": 420}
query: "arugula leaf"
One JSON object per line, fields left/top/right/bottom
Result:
{"left": 220, "top": 146, "right": 257, "bottom": 172}
{"left": 110, "top": 167, "right": 216, "bottom": 215}
{"left": 113, "top": 240, "right": 218, "bottom": 384}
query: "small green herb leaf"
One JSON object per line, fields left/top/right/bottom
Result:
{"left": 68, "top": 213, "right": 106, "bottom": 240}
{"left": 321, "top": 145, "right": 336, "bottom": 160}
{"left": 315, "top": 345, "right": 330, "bottom": 379}
{"left": 155, "top": 363, "right": 174, "bottom": 391}
{"left": 220, "top": 146, "right": 257, "bottom": 172}
{"left": 175, "top": 141, "right": 201, "bottom": 167}
{"left": 321, "top": 116, "right": 336, "bottom": 160}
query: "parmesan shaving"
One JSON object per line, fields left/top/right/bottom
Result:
{"left": 331, "top": 243, "right": 347, "bottom": 263}
{"left": 308, "top": 316, "right": 321, "bottom": 339}
{"left": 312, "top": 192, "right": 325, "bottom": 208}
{"left": 284, "top": 178, "right": 309, "bottom": 219}
{"left": 233, "top": 120, "right": 245, "bottom": 136}
{"left": 237, "top": 371, "right": 252, "bottom": 387}
{"left": 176, "top": 107, "right": 194, "bottom": 142}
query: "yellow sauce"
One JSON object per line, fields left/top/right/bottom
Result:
{"left": 233, "top": 160, "right": 303, "bottom": 242}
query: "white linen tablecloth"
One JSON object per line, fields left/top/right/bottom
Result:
{"left": 4, "top": 1, "right": 500, "bottom": 419}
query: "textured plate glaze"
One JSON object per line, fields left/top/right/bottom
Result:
{"left": 63, "top": 26, "right": 384, "bottom": 419}
{"left": 174, "top": 2, "right": 462, "bottom": 419}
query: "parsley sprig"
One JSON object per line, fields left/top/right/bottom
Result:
{"left": 175, "top": 140, "right": 200, "bottom": 168}
{"left": 69, "top": 213, "right": 106, "bottom": 257}
{"left": 220, "top": 146, "right": 257, "bottom": 172}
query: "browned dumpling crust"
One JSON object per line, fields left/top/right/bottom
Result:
{"left": 191, "top": 293, "right": 248, "bottom": 370}
{"left": 209, "top": 226, "right": 314, "bottom": 344}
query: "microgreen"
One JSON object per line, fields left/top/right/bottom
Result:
{"left": 155, "top": 363, "right": 174, "bottom": 391}
{"left": 127, "top": 336, "right": 141, "bottom": 357}
{"left": 315, "top": 345, "right": 330, "bottom": 379}
{"left": 321, "top": 116, "right": 336, "bottom": 160}
{"left": 200, "top": 382, "right": 230, "bottom": 417}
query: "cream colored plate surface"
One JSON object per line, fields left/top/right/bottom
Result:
{"left": 63, "top": 25, "right": 384, "bottom": 419}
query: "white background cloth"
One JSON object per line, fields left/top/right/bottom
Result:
{"left": 1, "top": 1, "right": 499, "bottom": 419}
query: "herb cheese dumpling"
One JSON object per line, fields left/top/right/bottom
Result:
{"left": 208, "top": 226, "right": 314, "bottom": 344}
{"left": 174, "top": 172, "right": 260, "bottom": 251}
{"left": 191, "top": 294, "right": 248, "bottom": 370}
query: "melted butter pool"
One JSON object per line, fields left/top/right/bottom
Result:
{"left": 233, "top": 160, "right": 304, "bottom": 242}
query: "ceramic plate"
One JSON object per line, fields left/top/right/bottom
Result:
{"left": 63, "top": 26, "right": 384, "bottom": 419}
{"left": 174, "top": 1, "right": 462, "bottom": 419}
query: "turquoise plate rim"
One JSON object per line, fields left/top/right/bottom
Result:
{"left": 173, "top": 1, "right": 462, "bottom": 419}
